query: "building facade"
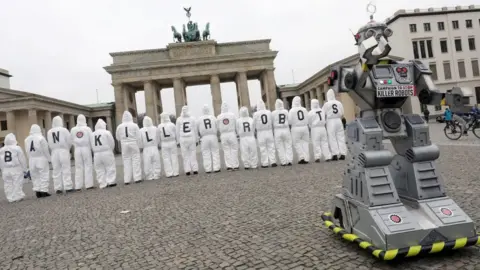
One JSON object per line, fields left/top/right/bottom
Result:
{"left": 0, "top": 70, "right": 114, "bottom": 150}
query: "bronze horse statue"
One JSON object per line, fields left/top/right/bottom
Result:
{"left": 171, "top": 26, "right": 182, "bottom": 43}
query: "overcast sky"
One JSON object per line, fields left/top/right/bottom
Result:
{"left": 0, "top": 0, "right": 474, "bottom": 117}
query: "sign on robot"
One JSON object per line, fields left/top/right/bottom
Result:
{"left": 376, "top": 85, "right": 415, "bottom": 98}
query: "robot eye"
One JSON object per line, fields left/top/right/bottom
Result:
{"left": 383, "top": 28, "right": 393, "bottom": 37}
{"left": 375, "top": 33, "right": 383, "bottom": 40}
{"left": 365, "top": 29, "right": 376, "bottom": 39}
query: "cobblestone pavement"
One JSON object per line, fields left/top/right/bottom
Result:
{"left": 0, "top": 123, "right": 479, "bottom": 269}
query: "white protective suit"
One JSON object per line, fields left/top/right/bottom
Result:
{"left": 0, "top": 134, "right": 27, "bottom": 202}
{"left": 272, "top": 99, "right": 293, "bottom": 166}
{"left": 236, "top": 107, "right": 258, "bottom": 169}
{"left": 70, "top": 114, "right": 94, "bottom": 190}
{"left": 47, "top": 116, "right": 74, "bottom": 192}
{"left": 288, "top": 96, "right": 310, "bottom": 164}
{"left": 308, "top": 99, "right": 332, "bottom": 162}
{"left": 158, "top": 113, "right": 179, "bottom": 177}
{"left": 252, "top": 100, "right": 277, "bottom": 167}
{"left": 115, "top": 111, "right": 143, "bottom": 184}
{"left": 197, "top": 105, "right": 221, "bottom": 173}
{"left": 24, "top": 124, "right": 51, "bottom": 197}
{"left": 176, "top": 106, "right": 199, "bottom": 175}
{"left": 140, "top": 116, "right": 161, "bottom": 180}
{"left": 217, "top": 102, "right": 239, "bottom": 170}
{"left": 91, "top": 119, "right": 117, "bottom": 188}
{"left": 323, "top": 89, "right": 347, "bottom": 160}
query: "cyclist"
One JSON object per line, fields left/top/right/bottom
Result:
{"left": 444, "top": 107, "right": 453, "bottom": 128}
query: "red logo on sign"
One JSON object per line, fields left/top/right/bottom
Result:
{"left": 76, "top": 132, "right": 84, "bottom": 138}
{"left": 223, "top": 119, "right": 230, "bottom": 125}
{"left": 389, "top": 214, "right": 402, "bottom": 224}
{"left": 440, "top": 207, "right": 453, "bottom": 216}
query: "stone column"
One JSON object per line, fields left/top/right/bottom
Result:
{"left": 87, "top": 117, "right": 93, "bottom": 129}
{"left": 106, "top": 116, "right": 113, "bottom": 133}
{"left": 173, "top": 78, "right": 186, "bottom": 117}
{"left": 210, "top": 74, "right": 222, "bottom": 116}
{"left": 157, "top": 87, "right": 163, "bottom": 116}
{"left": 113, "top": 83, "right": 126, "bottom": 128}
{"left": 316, "top": 86, "right": 323, "bottom": 104}
{"left": 28, "top": 109, "right": 37, "bottom": 127}
{"left": 144, "top": 80, "right": 158, "bottom": 125}
{"left": 310, "top": 89, "right": 316, "bottom": 100}
{"left": 282, "top": 97, "right": 289, "bottom": 109}
{"left": 6, "top": 111, "right": 16, "bottom": 132}
{"left": 69, "top": 114, "right": 76, "bottom": 129}
{"left": 44, "top": 111, "right": 52, "bottom": 130}
{"left": 304, "top": 92, "right": 310, "bottom": 110}
{"left": 264, "top": 68, "right": 277, "bottom": 110}
{"left": 235, "top": 72, "right": 250, "bottom": 109}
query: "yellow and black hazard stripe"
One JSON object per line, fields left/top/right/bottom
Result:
{"left": 321, "top": 212, "right": 480, "bottom": 261}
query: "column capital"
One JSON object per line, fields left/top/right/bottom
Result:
{"left": 210, "top": 74, "right": 220, "bottom": 83}
{"left": 111, "top": 82, "right": 123, "bottom": 87}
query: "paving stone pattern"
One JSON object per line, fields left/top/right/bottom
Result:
{"left": 0, "top": 123, "right": 479, "bottom": 269}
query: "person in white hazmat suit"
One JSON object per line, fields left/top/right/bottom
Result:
{"left": 176, "top": 106, "right": 199, "bottom": 175}
{"left": 91, "top": 119, "right": 117, "bottom": 188}
{"left": 288, "top": 96, "right": 310, "bottom": 164}
{"left": 70, "top": 114, "right": 94, "bottom": 191}
{"left": 158, "top": 113, "right": 179, "bottom": 178}
{"left": 47, "top": 116, "right": 75, "bottom": 194}
{"left": 115, "top": 111, "right": 143, "bottom": 184}
{"left": 217, "top": 102, "right": 239, "bottom": 171}
{"left": 323, "top": 89, "right": 347, "bottom": 160}
{"left": 0, "top": 133, "right": 28, "bottom": 202}
{"left": 140, "top": 116, "right": 161, "bottom": 180}
{"left": 308, "top": 99, "right": 332, "bottom": 162}
{"left": 236, "top": 107, "right": 258, "bottom": 169}
{"left": 252, "top": 100, "right": 277, "bottom": 168}
{"left": 197, "top": 105, "right": 221, "bottom": 173}
{"left": 272, "top": 99, "right": 293, "bottom": 166}
{"left": 24, "top": 124, "right": 52, "bottom": 198}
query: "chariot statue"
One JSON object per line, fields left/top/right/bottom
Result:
{"left": 170, "top": 7, "right": 211, "bottom": 43}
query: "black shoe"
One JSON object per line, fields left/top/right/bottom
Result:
{"left": 261, "top": 165, "right": 268, "bottom": 168}
{"left": 193, "top": 171, "right": 198, "bottom": 175}
{"left": 206, "top": 171, "right": 212, "bottom": 174}
{"left": 186, "top": 172, "right": 191, "bottom": 176}
{"left": 86, "top": 187, "right": 95, "bottom": 190}
{"left": 233, "top": 167, "right": 239, "bottom": 171}
{"left": 339, "top": 155, "right": 346, "bottom": 160}
{"left": 226, "top": 167, "right": 233, "bottom": 171}
{"left": 271, "top": 163, "right": 277, "bottom": 167}
{"left": 56, "top": 190, "right": 63, "bottom": 195}
{"left": 287, "top": 163, "right": 292, "bottom": 166}
{"left": 124, "top": 183, "right": 130, "bottom": 185}
{"left": 245, "top": 167, "right": 250, "bottom": 170}
{"left": 315, "top": 159, "right": 320, "bottom": 163}
{"left": 35, "top": 192, "right": 41, "bottom": 198}
{"left": 43, "top": 192, "right": 51, "bottom": 197}
{"left": 298, "top": 159, "right": 306, "bottom": 164}
{"left": 75, "top": 189, "right": 82, "bottom": 192}
{"left": 134, "top": 180, "right": 143, "bottom": 183}
{"left": 326, "top": 159, "right": 332, "bottom": 162}
{"left": 332, "top": 155, "right": 338, "bottom": 161}
{"left": 213, "top": 170, "right": 220, "bottom": 173}
{"left": 66, "top": 189, "right": 76, "bottom": 193}
{"left": 107, "top": 183, "right": 117, "bottom": 188}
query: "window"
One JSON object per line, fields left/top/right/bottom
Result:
{"left": 429, "top": 63, "right": 438, "bottom": 80}
{"left": 455, "top": 39, "right": 462, "bottom": 51}
{"left": 452, "top": 20, "right": 459, "bottom": 29}
{"left": 438, "top": 22, "right": 445, "bottom": 31}
{"left": 468, "top": 37, "right": 476, "bottom": 50}
{"left": 409, "top": 24, "right": 417, "bottom": 33}
{"left": 426, "top": 40, "right": 434, "bottom": 58}
{"left": 458, "top": 61, "right": 466, "bottom": 78}
{"left": 466, "top": 19, "right": 473, "bottom": 28}
{"left": 412, "top": 41, "right": 419, "bottom": 59}
{"left": 476, "top": 87, "right": 480, "bottom": 104}
{"left": 419, "top": 40, "right": 426, "bottom": 58}
{"left": 440, "top": 40, "right": 448, "bottom": 53}
{"left": 443, "top": 62, "right": 452, "bottom": 80}
{"left": 424, "top": 23, "right": 431, "bottom": 32}
{"left": 0, "top": 120, "right": 7, "bottom": 131}
{"left": 42, "top": 119, "right": 45, "bottom": 128}
{"left": 435, "top": 105, "right": 442, "bottom": 111}
{"left": 472, "top": 59, "right": 479, "bottom": 77}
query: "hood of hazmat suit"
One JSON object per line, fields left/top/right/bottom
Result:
{"left": 122, "top": 111, "right": 133, "bottom": 123}
{"left": 95, "top": 119, "right": 106, "bottom": 131}
{"left": 239, "top": 107, "right": 249, "bottom": 117}
{"left": 292, "top": 96, "right": 301, "bottom": 108}
{"left": 202, "top": 104, "right": 211, "bottom": 115}
{"left": 76, "top": 114, "right": 87, "bottom": 127}
{"left": 326, "top": 89, "right": 336, "bottom": 101}
{"left": 160, "top": 113, "right": 171, "bottom": 123}
{"left": 257, "top": 100, "right": 266, "bottom": 110}
{"left": 311, "top": 99, "right": 320, "bottom": 109}
{"left": 30, "top": 124, "right": 42, "bottom": 135}
{"left": 5, "top": 133, "right": 17, "bottom": 146}
{"left": 181, "top": 106, "right": 190, "bottom": 117}
{"left": 52, "top": 116, "right": 64, "bottom": 128}
{"left": 143, "top": 116, "right": 153, "bottom": 127}
{"left": 275, "top": 99, "right": 284, "bottom": 110}
{"left": 221, "top": 102, "right": 229, "bottom": 113}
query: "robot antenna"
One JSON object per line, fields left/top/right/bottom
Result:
{"left": 366, "top": 2, "right": 377, "bottom": 20}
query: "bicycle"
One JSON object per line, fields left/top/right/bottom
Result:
{"left": 457, "top": 114, "right": 480, "bottom": 139}
{"left": 444, "top": 120, "right": 463, "bottom": 140}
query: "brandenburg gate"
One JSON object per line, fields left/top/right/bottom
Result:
{"left": 104, "top": 7, "right": 278, "bottom": 125}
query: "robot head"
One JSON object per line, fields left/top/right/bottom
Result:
{"left": 444, "top": 87, "right": 474, "bottom": 107}
{"left": 355, "top": 20, "right": 393, "bottom": 65}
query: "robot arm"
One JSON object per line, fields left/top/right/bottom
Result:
{"left": 411, "top": 60, "right": 443, "bottom": 106}
{"left": 444, "top": 87, "right": 474, "bottom": 114}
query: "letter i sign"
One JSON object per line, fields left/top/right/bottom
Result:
{"left": 76, "top": 131, "right": 84, "bottom": 138}
{"left": 223, "top": 119, "right": 229, "bottom": 125}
